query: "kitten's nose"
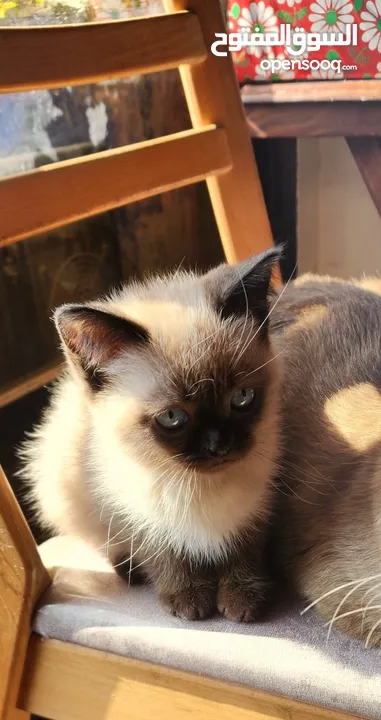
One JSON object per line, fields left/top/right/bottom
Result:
{"left": 201, "top": 429, "right": 233, "bottom": 457}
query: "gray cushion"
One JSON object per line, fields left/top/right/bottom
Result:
{"left": 35, "top": 537, "right": 381, "bottom": 719}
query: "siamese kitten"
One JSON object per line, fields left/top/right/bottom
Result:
{"left": 270, "top": 275, "right": 381, "bottom": 647}
{"left": 21, "top": 249, "right": 281, "bottom": 622}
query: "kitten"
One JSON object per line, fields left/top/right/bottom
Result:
{"left": 270, "top": 275, "right": 381, "bottom": 647}
{"left": 20, "top": 249, "right": 281, "bottom": 622}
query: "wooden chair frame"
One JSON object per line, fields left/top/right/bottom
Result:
{"left": 0, "top": 2, "right": 355, "bottom": 719}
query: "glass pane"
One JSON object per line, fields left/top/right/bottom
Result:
{"left": 0, "top": 0, "right": 221, "bottom": 396}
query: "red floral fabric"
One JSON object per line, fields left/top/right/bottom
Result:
{"left": 227, "top": 0, "right": 381, "bottom": 81}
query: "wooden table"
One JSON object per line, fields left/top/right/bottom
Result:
{"left": 242, "top": 80, "right": 381, "bottom": 218}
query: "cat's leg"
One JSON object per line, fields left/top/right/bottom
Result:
{"left": 217, "top": 533, "right": 271, "bottom": 623}
{"left": 146, "top": 549, "right": 218, "bottom": 620}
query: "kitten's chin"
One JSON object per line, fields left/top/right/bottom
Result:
{"left": 190, "top": 456, "right": 239, "bottom": 473}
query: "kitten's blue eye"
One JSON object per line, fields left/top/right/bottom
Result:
{"left": 231, "top": 388, "right": 255, "bottom": 410}
{"left": 156, "top": 408, "right": 189, "bottom": 430}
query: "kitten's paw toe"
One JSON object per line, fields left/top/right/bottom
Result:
{"left": 217, "top": 584, "right": 267, "bottom": 623}
{"left": 160, "top": 589, "right": 216, "bottom": 621}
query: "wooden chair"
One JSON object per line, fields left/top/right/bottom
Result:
{"left": 2, "top": 4, "right": 376, "bottom": 720}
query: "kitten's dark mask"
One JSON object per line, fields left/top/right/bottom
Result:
{"left": 151, "top": 383, "right": 265, "bottom": 470}
{"left": 54, "top": 247, "right": 281, "bottom": 393}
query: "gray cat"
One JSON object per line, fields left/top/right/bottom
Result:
{"left": 270, "top": 274, "right": 381, "bottom": 647}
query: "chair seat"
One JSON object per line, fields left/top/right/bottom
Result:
{"left": 35, "top": 537, "right": 381, "bottom": 719}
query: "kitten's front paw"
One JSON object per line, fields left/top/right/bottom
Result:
{"left": 217, "top": 581, "right": 268, "bottom": 623}
{"left": 160, "top": 587, "right": 216, "bottom": 621}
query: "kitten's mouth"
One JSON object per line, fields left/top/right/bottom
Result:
{"left": 190, "top": 456, "right": 235, "bottom": 472}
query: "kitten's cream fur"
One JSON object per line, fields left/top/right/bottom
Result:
{"left": 21, "top": 252, "right": 281, "bottom": 620}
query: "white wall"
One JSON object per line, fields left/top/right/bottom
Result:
{"left": 298, "top": 138, "right": 381, "bottom": 278}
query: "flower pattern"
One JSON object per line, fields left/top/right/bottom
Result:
{"left": 360, "top": 0, "right": 381, "bottom": 52}
{"left": 236, "top": 1, "right": 277, "bottom": 56}
{"left": 309, "top": 0, "right": 354, "bottom": 33}
{"left": 277, "top": 0, "right": 303, "bottom": 7}
{"left": 229, "top": 0, "right": 378, "bottom": 81}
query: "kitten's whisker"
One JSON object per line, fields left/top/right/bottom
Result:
{"left": 99, "top": 501, "right": 107, "bottom": 522}
{"left": 106, "top": 511, "right": 116, "bottom": 561}
{"left": 279, "top": 478, "right": 319, "bottom": 505}
{"left": 128, "top": 532, "right": 134, "bottom": 587}
{"left": 282, "top": 457, "right": 332, "bottom": 489}
{"left": 172, "top": 256, "right": 186, "bottom": 279}
{"left": 365, "top": 616, "right": 381, "bottom": 647}
{"left": 268, "top": 477, "right": 289, "bottom": 497}
{"left": 230, "top": 266, "right": 250, "bottom": 366}
{"left": 301, "top": 574, "right": 381, "bottom": 615}
{"left": 232, "top": 316, "right": 257, "bottom": 368}
{"left": 186, "top": 378, "right": 215, "bottom": 396}
{"left": 190, "top": 326, "right": 222, "bottom": 352}
{"left": 250, "top": 260, "right": 298, "bottom": 345}
{"left": 361, "top": 585, "right": 381, "bottom": 631}
{"left": 363, "top": 581, "right": 381, "bottom": 602}
{"left": 326, "top": 604, "right": 381, "bottom": 626}
{"left": 131, "top": 540, "right": 172, "bottom": 574}
{"left": 298, "top": 456, "right": 328, "bottom": 483}
{"left": 103, "top": 532, "right": 134, "bottom": 552}
{"left": 97, "top": 519, "right": 130, "bottom": 552}
{"left": 327, "top": 577, "right": 375, "bottom": 639}
{"left": 242, "top": 350, "right": 284, "bottom": 379}
{"left": 278, "top": 468, "right": 328, "bottom": 497}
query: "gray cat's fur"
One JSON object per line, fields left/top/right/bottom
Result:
{"left": 270, "top": 274, "right": 381, "bottom": 647}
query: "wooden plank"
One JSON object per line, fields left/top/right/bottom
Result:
{"left": 0, "top": 12, "right": 207, "bottom": 93}
{"left": 0, "top": 126, "right": 231, "bottom": 248}
{"left": 0, "top": 468, "right": 50, "bottom": 719}
{"left": 347, "top": 137, "right": 381, "bottom": 218}
{"left": 0, "top": 362, "right": 62, "bottom": 410}
{"left": 241, "top": 80, "right": 381, "bottom": 105}
{"left": 163, "top": 0, "right": 273, "bottom": 265}
{"left": 244, "top": 103, "right": 381, "bottom": 138}
{"left": 20, "top": 637, "right": 360, "bottom": 720}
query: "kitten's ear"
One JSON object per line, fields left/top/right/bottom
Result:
{"left": 54, "top": 304, "right": 149, "bottom": 390}
{"left": 205, "top": 247, "right": 282, "bottom": 330}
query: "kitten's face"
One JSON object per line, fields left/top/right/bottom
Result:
{"left": 55, "top": 249, "right": 281, "bottom": 482}
{"left": 143, "top": 325, "right": 275, "bottom": 472}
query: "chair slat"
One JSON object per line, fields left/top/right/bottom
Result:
{"left": 0, "top": 126, "right": 231, "bottom": 247}
{"left": 0, "top": 12, "right": 206, "bottom": 93}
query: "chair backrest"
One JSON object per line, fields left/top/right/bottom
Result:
{"left": 0, "top": 0, "right": 272, "bottom": 262}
